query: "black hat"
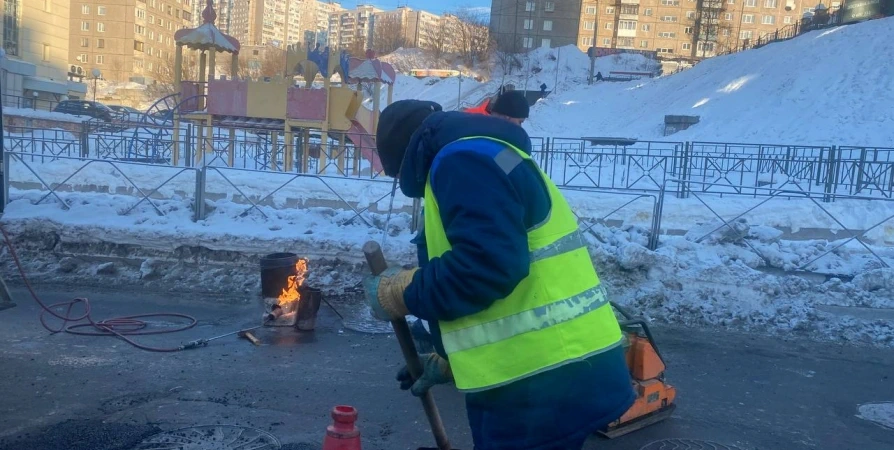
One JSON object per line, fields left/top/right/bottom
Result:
{"left": 376, "top": 100, "right": 442, "bottom": 177}
{"left": 490, "top": 90, "right": 529, "bottom": 119}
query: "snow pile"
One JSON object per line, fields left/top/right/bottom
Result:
{"left": 379, "top": 48, "right": 451, "bottom": 74}
{"left": 524, "top": 19, "right": 894, "bottom": 146}
{"left": 4, "top": 107, "right": 90, "bottom": 123}
{"left": 3, "top": 157, "right": 893, "bottom": 345}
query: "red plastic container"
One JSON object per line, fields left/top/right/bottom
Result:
{"left": 322, "top": 405, "right": 361, "bottom": 450}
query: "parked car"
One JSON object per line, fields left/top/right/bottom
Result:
{"left": 107, "top": 105, "right": 143, "bottom": 121}
{"left": 53, "top": 100, "right": 114, "bottom": 121}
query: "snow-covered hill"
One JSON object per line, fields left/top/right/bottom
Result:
{"left": 524, "top": 18, "right": 894, "bottom": 146}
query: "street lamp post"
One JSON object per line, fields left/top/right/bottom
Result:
{"left": 0, "top": 48, "right": 6, "bottom": 213}
{"left": 91, "top": 68, "right": 101, "bottom": 102}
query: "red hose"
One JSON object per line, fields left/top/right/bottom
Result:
{"left": 1, "top": 224, "right": 197, "bottom": 352}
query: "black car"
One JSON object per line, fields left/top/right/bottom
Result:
{"left": 53, "top": 100, "right": 114, "bottom": 121}
{"left": 107, "top": 105, "right": 143, "bottom": 121}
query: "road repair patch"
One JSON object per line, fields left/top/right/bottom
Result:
{"left": 639, "top": 438, "right": 745, "bottom": 449}
{"left": 857, "top": 402, "right": 894, "bottom": 430}
{"left": 133, "top": 425, "right": 281, "bottom": 449}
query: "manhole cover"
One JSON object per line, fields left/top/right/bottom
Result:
{"left": 133, "top": 425, "right": 281, "bottom": 450}
{"left": 639, "top": 439, "right": 744, "bottom": 450}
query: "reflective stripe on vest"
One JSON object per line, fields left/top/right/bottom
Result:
{"left": 424, "top": 136, "right": 623, "bottom": 392}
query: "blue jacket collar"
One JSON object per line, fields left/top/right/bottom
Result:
{"left": 399, "top": 111, "right": 532, "bottom": 198}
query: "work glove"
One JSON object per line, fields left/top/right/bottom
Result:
{"left": 397, "top": 353, "right": 454, "bottom": 397}
{"left": 362, "top": 266, "right": 417, "bottom": 321}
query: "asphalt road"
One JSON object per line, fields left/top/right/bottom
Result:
{"left": 0, "top": 288, "right": 892, "bottom": 450}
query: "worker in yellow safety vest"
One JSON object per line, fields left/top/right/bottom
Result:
{"left": 364, "top": 100, "right": 635, "bottom": 450}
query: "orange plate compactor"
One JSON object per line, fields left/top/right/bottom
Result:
{"left": 599, "top": 302, "right": 677, "bottom": 438}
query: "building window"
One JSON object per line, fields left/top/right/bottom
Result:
{"left": 81, "top": 21, "right": 90, "bottom": 31}
{"left": 745, "top": 0, "right": 757, "bottom": 6}
{"left": 149, "top": 15, "right": 154, "bottom": 24}
{"left": 98, "top": 23, "right": 106, "bottom": 32}
{"left": 661, "top": 0, "right": 680, "bottom": 5}
{"left": 581, "top": 36, "right": 593, "bottom": 46}
{"left": 601, "top": 38, "right": 610, "bottom": 45}
{"left": 133, "top": 59, "right": 143, "bottom": 70}
{"left": 541, "top": 38, "right": 551, "bottom": 47}
{"left": 78, "top": 54, "right": 88, "bottom": 62}
{"left": 135, "top": 24, "right": 145, "bottom": 34}
{"left": 682, "top": 43, "right": 692, "bottom": 50}
{"left": 80, "top": 38, "right": 89, "bottom": 47}
{"left": 583, "top": 21, "right": 595, "bottom": 30}
{"left": 158, "top": 18, "right": 164, "bottom": 27}
{"left": 658, "top": 47, "right": 674, "bottom": 54}
{"left": 620, "top": 5, "right": 639, "bottom": 14}
{"left": 544, "top": 1, "right": 555, "bottom": 11}
{"left": 658, "top": 31, "right": 676, "bottom": 38}
{"left": 685, "top": 26, "right": 693, "bottom": 33}
{"left": 723, "top": 28, "right": 731, "bottom": 36}
{"left": 605, "top": 22, "right": 613, "bottom": 29}
{"left": 525, "top": 1, "right": 535, "bottom": 12}
{"left": 765, "top": 0, "right": 778, "bottom": 7}
{"left": 523, "top": 37, "right": 533, "bottom": 48}
{"left": 97, "top": 6, "right": 106, "bottom": 15}
{"left": 42, "top": 44, "right": 50, "bottom": 61}
{"left": 698, "top": 42, "right": 715, "bottom": 52}
{"left": 763, "top": 15, "right": 775, "bottom": 24}
{"left": 618, "top": 37, "right": 634, "bottom": 47}
{"left": 729, "top": 0, "right": 735, "bottom": 3}
{"left": 619, "top": 20, "right": 636, "bottom": 30}
{"left": 687, "top": 11, "right": 696, "bottom": 19}
{"left": 148, "top": 30, "right": 155, "bottom": 39}
{"left": 586, "top": 6, "right": 597, "bottom": 14}
{"left": 725, "top": 12, "right": 733, "bottom": 20}
{"left": 134, "top": 41, "right": 144, "bottom": 52}
{"left": 82, "top": 5, "right": 90, "bottom": 14}
{"left": 524, "top": 19, "right": 533, "bottom": 29}
{"left": 644, "top": 8, "right": 653, "bottom": 16}
{"left": 148, "top": 62, "right": 154, "bottom": 71}
{"left": 96, "top": 55, "right": 104, "bottom": 64}
{"left": 136, "top": 8, "right": 146, "bottom": 19}
{"left": 642, "top": 24, "right": 651, "bottom": 31}
{"left": 742, "top": 14, "right": 754, "bottom": 23}
{"left": 543, "top": 20, "right": 553, "bottom": 31}
{"left": 640, "top": 40, "right": 648, "bottom": 48}
{"left": 660, "top": 16, "right": 678, "bottom": 22}
{"left": 740, "top": 30, "right": 753, "bottom": 39}
{"left": 783, "top": 15, "right": 792, "bottom": 23}
{"left": 97, "top": 39, "right": 105, "bottom": 48}
{"left": 606, "top": 7, "right": 615, "bottom": 14}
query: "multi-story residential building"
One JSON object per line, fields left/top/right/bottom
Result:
{"left": 0, "top": 0, "right": 87, "bottom": 103}
{"left": 68, "top": 0, "right": 195, "bottom": 84}
{"left": 493, "top": 0, "right": 830, "bottom": 61}
{"left": 328, "top": 4, "right": 381, "bottom": 51}
{"left": 491, "top": 0, "right": 583, "bottom": 50}
{"left": 372, "top": 6, "right": 444, "bottom": 51}
{"left": 230, "top": 0, "right": 337, "bottom": 48}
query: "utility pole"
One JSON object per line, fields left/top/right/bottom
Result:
{"left": 588, "top": 0, "right": 599, "bottom": 85}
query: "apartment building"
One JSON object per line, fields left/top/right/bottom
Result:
{"left": 229, "top": 0, "right": 337, "bottom": 48}
{"left": 0, "top": 0, "right": 87, "bottom": 103}
{"left": 492, "top": 0, "right": 829, "bottom": 60}
{"left": 372, "top": 6, "right": 444, "bottom": 51}
{"left": 328, "top": 4, "right": 381, "bottom": 51}
{"left": 490, "top": 0, "right": 583, "bottom": 50}
{"left": 68, "top": 0, "right": 194, "bottom": 84}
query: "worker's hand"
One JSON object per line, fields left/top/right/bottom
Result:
{"left": 396, "top": 353, "right": 453, "bottom": 397}
{"left": 362, "top": 267, "right": 417, "bottom": 321}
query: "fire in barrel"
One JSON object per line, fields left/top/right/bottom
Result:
{"left": 260, "top": 253, "right": 322, "bottom": 330}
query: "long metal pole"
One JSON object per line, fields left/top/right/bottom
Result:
{"left": 588, "top": 1, "right": 599, "bottom": 85}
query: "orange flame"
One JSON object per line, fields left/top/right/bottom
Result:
{"left": 277, "top": 259, "right": 308, "bottom": 308}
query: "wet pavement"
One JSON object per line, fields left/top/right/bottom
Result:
{"left": 0, "top": 287, "right": 892, "bottom": 450}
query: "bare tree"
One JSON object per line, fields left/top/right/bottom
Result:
{"left": 237, "top": 46, "right": 286, "bottom": 80}
{"left": 493, "top": 34, "right": 522, "bottom": 76}
{"left": 450, "top": 9, "right": 491, "bottom": 67}
{"left": 689, "top": 0, "right": 731, "bottom": 58}
{"left": 348, "top": 36, "right": 368, "bottom": 58}
{"left": 423, "top": 19, "right": 449, "bottom": 61}
{"left": 373, "top": 15, "right": 408, "bottom": 55}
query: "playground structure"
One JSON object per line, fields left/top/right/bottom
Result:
{"left": 168, "top": 0, "right": 395, "bottom": 173}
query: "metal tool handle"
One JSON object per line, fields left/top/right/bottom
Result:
{"left": 362, "top": 241, "right": 452, "bottom": 450}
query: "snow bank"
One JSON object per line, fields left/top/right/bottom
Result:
{"left": 524, "top": 19, "right": 894, "bottom": 146}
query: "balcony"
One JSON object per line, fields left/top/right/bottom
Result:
{"left": 620, "top": 0, "right": 640, "bottom": 3}
{"left": 619, "top": 13, "right": 638, "bottom": 20}
{"left": 617, "top": 29, "right": 637, "bottom": 37}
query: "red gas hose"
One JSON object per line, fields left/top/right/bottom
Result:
{"left": 1, "top": 223, "right": 198, "bottom": 352}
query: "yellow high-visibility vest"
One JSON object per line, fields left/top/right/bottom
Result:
{"left": 423, "top": 137, "right": 623, "bottom": 392}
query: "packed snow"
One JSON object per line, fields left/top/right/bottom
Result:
{"left": 524, "top": 19, "right": 894, "bottom": 146}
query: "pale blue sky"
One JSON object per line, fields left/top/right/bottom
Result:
{"left": 344, "top": 1, "right": 491, "bottom": 16}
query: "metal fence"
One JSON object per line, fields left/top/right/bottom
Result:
{"left": 6, "top": 126, "right": 894, "bottom": 199}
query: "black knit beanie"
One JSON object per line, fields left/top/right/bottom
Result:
{"left": 490, "top": 90, "right": 529, "bottom": 119}
{"left": 376, "top": 100, "right": 442, "bottom": 177}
